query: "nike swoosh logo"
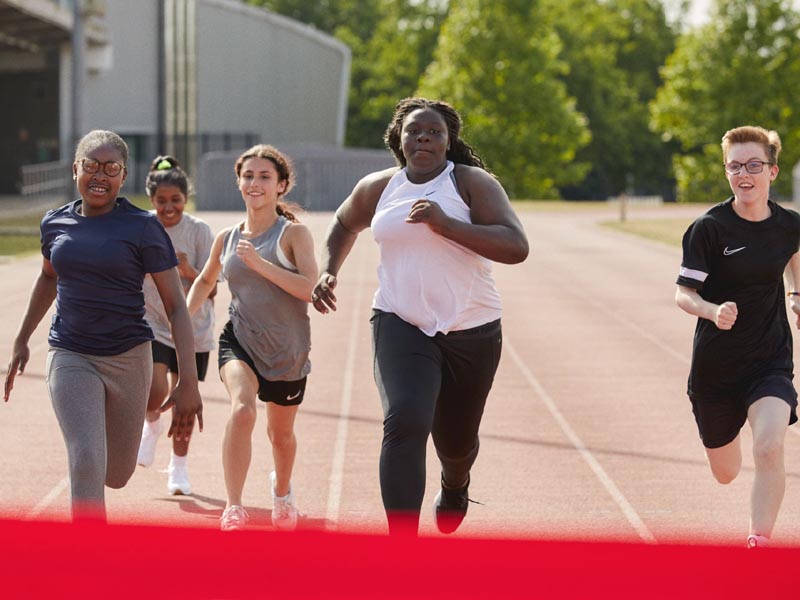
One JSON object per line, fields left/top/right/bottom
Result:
{"left": 286, "top": 390, "right": 302, "bottom": 401}
{"left": 723, "top": 246, "right": 746, "bottom": 256}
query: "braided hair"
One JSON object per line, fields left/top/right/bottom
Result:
{"left": 383, "top": 97, "right": 486, "bottom": 170}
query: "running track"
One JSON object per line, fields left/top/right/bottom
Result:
{"left": 2, "top": 203, "right": 799, "bottom": 547}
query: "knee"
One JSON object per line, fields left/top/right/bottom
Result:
{"left": 752, "top": 436, "right": 784, "bottom": 470}
{"left": 267, "top": 425, "right": 295, "bottom": 450}
{"left": 383, "top": 410, "right": 431, "bottom": 448}
{"left": 711, "top": 463, "right": 739, "bottom": 484}
{"left": 229, "top": 403, "right": 257, "bottom": 431}
{"left": 148, "top": 381, "right": 170, "bottom": 407}
{"left": 105, "top": 469, "right": 133, "bottom": 489}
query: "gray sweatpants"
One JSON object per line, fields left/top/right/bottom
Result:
{"left": 46, "top": 342, "right": 152, "bottom": 520}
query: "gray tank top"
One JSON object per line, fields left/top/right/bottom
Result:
{"left": 222, "top": 216, "right": 311, "bottom": 381}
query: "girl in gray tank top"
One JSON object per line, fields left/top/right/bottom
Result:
{"left": 187, "top": 144, "right": 318, "bottom": 532}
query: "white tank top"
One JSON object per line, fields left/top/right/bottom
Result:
{"left": 371, "top": 161, "right": 502, "bottom": 336}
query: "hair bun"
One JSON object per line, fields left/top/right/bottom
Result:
{"left": 150, "top": 155, "right": 181, "bottom": 171}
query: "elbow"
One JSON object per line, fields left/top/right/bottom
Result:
{"left": 500, "top": 238, "right": 529, "bottom": 265}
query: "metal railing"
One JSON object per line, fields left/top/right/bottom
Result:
{"left": 20, "top": 160, "right": 72, "bottom": 200}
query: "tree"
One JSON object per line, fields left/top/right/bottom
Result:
{"left": 651, "top": 0, "right": 800, "bottom": 201}
{"left": 418, "top": 0, "right": 590, "bottom": 199}
{"left": 545, "top": 0, "right": 678, "bottom": 199}
{"left": 343, "top": 1, "right": 448, "bottom": 147}
{"left": 246, "top": 0, "right": 447, "bottom": 149}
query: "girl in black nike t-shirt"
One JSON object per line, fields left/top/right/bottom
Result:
{"left": 676, "top": 125, "right": 800, "bottom": 549}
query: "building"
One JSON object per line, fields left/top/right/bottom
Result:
{"left": 0, "top": 0, "right": 354, "bottom": 197}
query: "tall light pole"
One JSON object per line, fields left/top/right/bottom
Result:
{"left": 70, "top": 0, "right": 84, "bottom": 151}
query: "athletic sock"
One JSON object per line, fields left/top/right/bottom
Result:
{"left": 170, "top": 452, "right": 187, "bottom": 468}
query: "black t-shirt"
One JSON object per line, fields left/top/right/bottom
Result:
{"left": 677, "top": 198, "right": 800, "bottom": 396}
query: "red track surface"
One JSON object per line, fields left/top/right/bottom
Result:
{"left": 1, "top": 204, "right": 798, "bottom": 595}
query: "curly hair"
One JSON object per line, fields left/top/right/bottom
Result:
{"left": 74, "top": 130, "right": 129, "bottom": 164}
{"left": 234, "top": 144, "right": 300, "bottom": 222}
{"left": 721, "top": 126, "right": 782, "bottom": 165}
{"left": 383, "top": 97, "right": 486, "bottom": 170}
{"left": 145, "top": 155, "right": 192, "bottom": 197}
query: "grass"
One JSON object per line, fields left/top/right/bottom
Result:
{"left": 0, "top": 196, "right": 690, "bottom": 257}
{"left": 0, "top": 194, "right": 153, "bottom": 256}
{"left": 600, "top": 218, "right": 689, "bottom": 248}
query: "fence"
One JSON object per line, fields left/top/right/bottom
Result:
{"left": 20, "top": 160, "right": 72, "bottom": 201}
{"left": 196, "top": 143, "right": 396, "bottom": 212}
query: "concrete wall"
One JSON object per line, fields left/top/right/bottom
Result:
{"left": 83, "top": 0, "right": 160, "bottom": 135}
{"left": 195, "top": 0, "right": 350, "bottom": 147}
{"left": 196, "top": 144, "right": 395, "bottom": 212}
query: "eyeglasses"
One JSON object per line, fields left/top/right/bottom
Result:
{"left": 79, "top": 158, "right": 125, "bottom": 177}
{"left": 723, "top": 160, "right": 773, "bottom": 175}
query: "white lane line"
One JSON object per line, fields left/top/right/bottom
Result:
{"left": 573, "top": 292, "right": 800, "bottom": 441}
{"left": 505, "top": 337, "right": 657, "bottom": 544}
{"left": 26, "top": 477, "right": 69, "bottom": 519}
{"left": 572, "top": 291, "right": 690, "bottom": 366}
{"left": 325, "top": 255, "right": 365, "bottom": 530}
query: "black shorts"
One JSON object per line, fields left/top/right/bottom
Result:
{"left": 689, "top": 372, "right": 798, "bottom": 448}
{"left": 217, "top": 321, "right": 306, "bottom": 406}
{"left": 151, "top": 340, "right": 209, "bottom": 381}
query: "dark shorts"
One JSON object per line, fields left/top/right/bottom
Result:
{"left": 689, "top": 372, "right": 798, "bottom": 449}
{"left": 217, "top": 321, "right": 306, "bottom": 406}
{"left": 151, "top": 340, "right": 209, "bottom": 381}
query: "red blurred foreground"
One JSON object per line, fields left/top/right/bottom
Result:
{"left": 1, "top": 518, "right": 795, "bottom": 598}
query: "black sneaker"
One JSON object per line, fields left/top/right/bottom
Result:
{"left": 433, "top": 475, "right": 479, "bottom": 534}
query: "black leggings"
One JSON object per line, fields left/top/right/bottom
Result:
{"left": 371, "top": 311, "right": 502, "bottom": 532}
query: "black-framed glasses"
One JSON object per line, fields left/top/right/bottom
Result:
{"left": 79, "top": 158, "right": 125, "bottom": 177}
{"left": 723, "top": 160, "right": 773, "bottom": 175}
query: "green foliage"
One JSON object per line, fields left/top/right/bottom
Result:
{"left": 247, "top": 0, "right": 447, "bottom": 149}
{"left": 344, "top": 1, "right": 448, "bottom": 148}
{"left": 545, "top": 0, "right": 678, "bottom": 199}
{"left": 418, "top": 0, "right": 590, "bottom": 199}
{"left": 651, "top": 0, "right": 800, "bottom": 201}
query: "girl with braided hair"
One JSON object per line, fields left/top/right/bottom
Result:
{"left": 312, "top": 97, "right": 529, "bottom": 535}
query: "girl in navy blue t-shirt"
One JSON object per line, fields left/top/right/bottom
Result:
{"left": 4, "top": 130, "right": 203, "bottom": 521}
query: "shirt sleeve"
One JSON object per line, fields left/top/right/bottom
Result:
{"left": 141, "top": 216, "right": 179, "bottom": 274}
{"left": 677, "top": 217, "right": 714, "bottom": 291}
{"left": 39, "top": 211, "right": 56, "bottom": 261}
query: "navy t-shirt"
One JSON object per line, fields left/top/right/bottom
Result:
{"left": 41, "top": 197, "right": 178, "bottom": 356}
{"left": 677, "top": 197, "right": 800, "bottom": 396}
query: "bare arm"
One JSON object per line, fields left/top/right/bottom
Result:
{"left": 235, "top": 223, "right": 318, "bottom": 301}
{"left": 186, "top": 228, "right": 227, "bottom": 316}
{"left": 5, "top": 259, "right": 58, "bottom": 402}
{"left": 312, "top": 169, "right": 394, "bottom": 313}
{"left": 152, "top": 267, "right": 203, "bottom": 440}
{"left": 675, "top": 284, "right": 737, "bottom": 330}
{"left": 785, "top": 250, "right": 800, "bottom": 328}
{"left": 405, "top": 165, "right": 529, "bottom": 264}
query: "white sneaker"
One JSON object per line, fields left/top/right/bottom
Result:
{"left": 220, "top": 505, "right": 249, "bottom": 531}
{"left": 167, "top": 460, "right": 191, "bottom": 495}
{"left": 137, "top": 418, "right": 163, "bottom": 467}
{"left": 270, "top": 471, "right": 298, "bottom": 531}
